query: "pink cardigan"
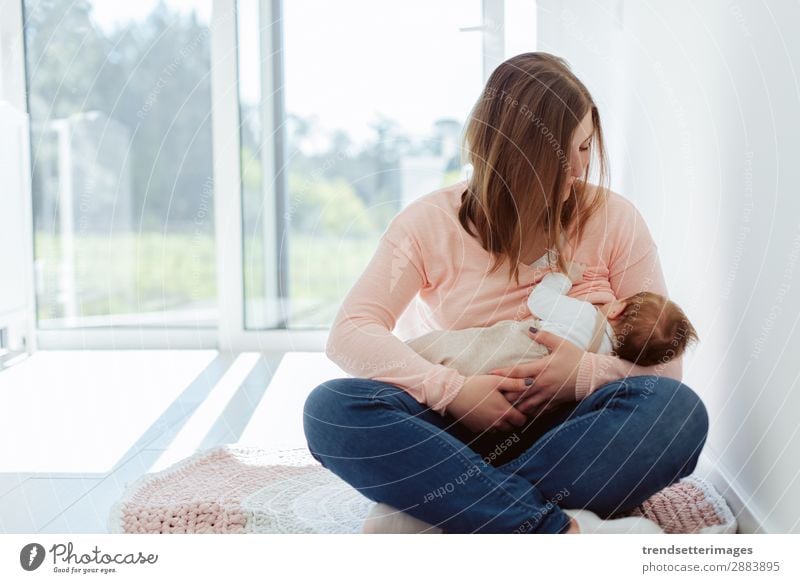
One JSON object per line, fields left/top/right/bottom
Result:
{"left": 325, "top": 180, "right": 682, "bottom": 415}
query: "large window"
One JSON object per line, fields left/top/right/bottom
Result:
{"left": 19, "top": 0, "right": 534, "bottom": 343}
{"left": 23, "top": 0, "right": 216, "bottom": 329}
{"left": 238, "top": 0, "right": 484, "bottom": 330}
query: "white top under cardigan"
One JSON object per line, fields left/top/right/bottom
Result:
{"left": 527, "top": 272, "right": 615, "bottom": 355}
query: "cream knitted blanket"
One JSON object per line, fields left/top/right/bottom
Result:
{"left": 107, "top": 445, "right": 737, "bottom": 534}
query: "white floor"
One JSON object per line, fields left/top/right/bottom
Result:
{"left": 0, "top": 350, "right": 346, "bottom": 533}
{"left": 0, "top": 350, "right": 746, "bottom": 534}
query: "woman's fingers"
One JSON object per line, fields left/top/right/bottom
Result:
{"left": 488, "top": 364, "right": 523, "bottom": 377}
{"left": 500, "top": 376, "right": 536, "bottom": 392}
{"left": 490, "top": 358, "right": 549, "bottom": 379}
{"left": 519, "top": 394, "right": 550, "bottom": 415}
{"left": 493, "top": 421, "right": 513, "bottom": 432}
{"left": 503, "top": 404, "right": 528, "bottom": 427}
{"left": 501, "top": 390, "right": 526, "bottom": 406}
{"left": 499, "top": 378, "right": 541, "bottom": 404}
{"left": 492, "top": 373, "right": 542, "bottom": 393}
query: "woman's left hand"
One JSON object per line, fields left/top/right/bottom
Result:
{"left": 488, "top": 328, "right": 584, "bottom": 415}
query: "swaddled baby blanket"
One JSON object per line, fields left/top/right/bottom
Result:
{"left": 405, "top": 273, "right": 612, "bottom": 377}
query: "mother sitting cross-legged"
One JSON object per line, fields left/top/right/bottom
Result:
{"left": 302, "top": 52, "right": 709, "bottom": 535}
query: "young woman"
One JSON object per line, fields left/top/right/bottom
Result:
{"left": 303, "top": 52, "right": 709, "bottom": 534}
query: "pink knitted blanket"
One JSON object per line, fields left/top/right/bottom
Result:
{"left": 109, "top": 445, "right": 737, "bottom": 534}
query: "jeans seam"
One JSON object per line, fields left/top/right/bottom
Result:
{"left": 607, "top": 381, "right": 629, "bottom": 410}
{"left": 369, "top": 385, "right": 396, "bottom": 400}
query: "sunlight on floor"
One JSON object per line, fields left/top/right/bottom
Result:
{"left": 0, "top": 350, "right": 218, "bottom": 474}
{"left": 236, "top": 352, "right": 345, "bottom": 453}
{"left": 150, "top": 353, "right": 263, "bottom": 471}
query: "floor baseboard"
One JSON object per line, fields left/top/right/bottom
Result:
{"left": 694, "top": 449, "right": 766, "bottom": 534}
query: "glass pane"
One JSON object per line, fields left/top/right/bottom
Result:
{"left": 24, "top": 0, "right": 216, "bottom": 328}
{"left": 239, "top": 0, "right": 483, "bottom": 329}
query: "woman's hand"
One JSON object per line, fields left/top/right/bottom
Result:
{"left": 445, "top": 375, "right": 528, "bottom": 433}
{"left": 488, "top": 328, "right": 584, "bottom": 415}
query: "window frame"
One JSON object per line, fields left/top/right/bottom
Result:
{"left": 1, "top": 0, "right": 37, "bottom": 358}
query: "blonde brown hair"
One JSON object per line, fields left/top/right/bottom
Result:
{"left": 458, "top": 52, "right": 610, "bottom": 286}
{"left": 612, "top": 292, "right": 699, "bottom": 366}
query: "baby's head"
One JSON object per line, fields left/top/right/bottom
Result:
{"left": 601, "top": 292, "right": 698, "bottom": 366}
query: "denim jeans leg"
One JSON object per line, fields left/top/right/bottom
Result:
{"left": 494, "top": 375, "right": 710, "bottom": 519}
{"left": 302, "top": 377, "right": 572, "bottom": 534}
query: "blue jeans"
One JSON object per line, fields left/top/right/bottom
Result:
{"left": 302, "top": 375, "right": 709, "bottom": 534}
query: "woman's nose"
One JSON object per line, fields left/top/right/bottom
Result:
{"left": 569, "top": 160, "right": 585, "bottom": 178}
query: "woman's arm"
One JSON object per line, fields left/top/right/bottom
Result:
{"left": 574, "top": 208, "right": 683, "bottom": 400}
{"left": 325, "top": 211, "right": 466, "bottom": 415}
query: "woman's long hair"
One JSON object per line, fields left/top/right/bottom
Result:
{"left": 458, "top": 52, "right": 610, "bottom": 286}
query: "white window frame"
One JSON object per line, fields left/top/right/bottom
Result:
{"left": 1, "top": 0, "right": 37, "bottom": 360}
{"left": 211, "top": 0, "right": 326, "bottom": 351}
{"left": 17, "top": 0, "right": 520, "bottom": 351}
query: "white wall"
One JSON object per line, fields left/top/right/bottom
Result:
{"left": 538, "top": 0, "right": 800, "bottom": 533}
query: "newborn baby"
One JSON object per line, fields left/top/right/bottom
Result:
{"left": 405, "top": 271, "right": 698, "bottom": 377}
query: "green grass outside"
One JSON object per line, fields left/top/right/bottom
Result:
{"left": 34, "top": 231, "right": 379, "bottom": 327}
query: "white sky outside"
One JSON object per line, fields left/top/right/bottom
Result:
{"left": 89, "top": 0, "right": 489, "bottom": 149}
{"left": 89, "top": 1, "right": 538, "bottom": 149}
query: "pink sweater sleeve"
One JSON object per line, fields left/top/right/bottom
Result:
{"left": 574, "top": 201, "right": 683, "bottom": 400}
{"left": 324, "top": 209, "right": 467, "bottom": 416}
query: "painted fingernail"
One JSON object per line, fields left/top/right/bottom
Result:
{"left": 524, "top": 377, "right": 533, "bottom": 386}
{"left": 529, "top": 326, "right": 538, "bottom": 333}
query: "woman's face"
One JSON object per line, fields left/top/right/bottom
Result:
{"left": 563, "top": 111, "right": 594, "bottom": 200}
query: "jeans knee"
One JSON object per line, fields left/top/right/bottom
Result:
{"left": 652, "top": 379, "right": 709, "bottom": 469}
{"left": 303, "top": 379, "right": 355, "bottom": 464}
{"left": 629, "top": 377, "right": 708, "bottom": 433}
{"left": 302, "top": 377, "right": 385, "bottom": 442}
{"left": 679, "top": 383, "right": 709, "bottom": 445}
{"left": 304, "top": 378, "right": 353, "bottom": 426}
{"left": 663, "top": 383, "right": 709, "bottom": 480}
{"left": 622, "top": 376, "right": 709, "bottom": 460}
{"left": 660, "top": 379, "right": 709, "bottom": 447}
